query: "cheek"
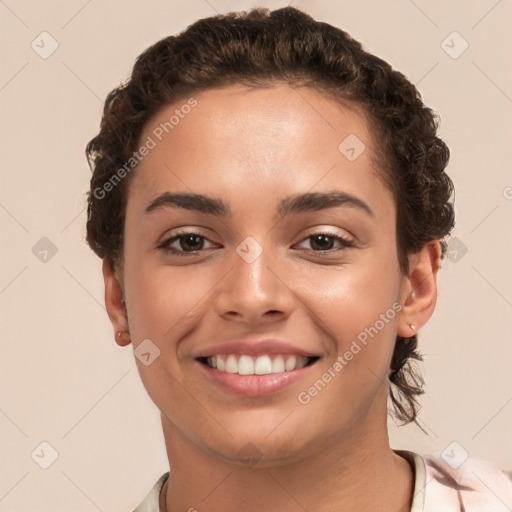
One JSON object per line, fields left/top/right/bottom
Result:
{"left": 299, "top": 251, "right": 403, "bottom": 398}
{"left": 124, "top": 258, "right": 209, "bottom": 341}
{"left": 304, "top": 250, "right": 401, "bottom": 339}
{"left": 122, "top": 259, "right": 215, "bottom": 426}
{"left": 292, "top": 264, "right": 401, "bottom": 424}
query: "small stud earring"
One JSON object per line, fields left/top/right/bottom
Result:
{"left": 117, "top": 330, "right": 127, "bottom": 339}
{"left": 409, "top": 323, "right": 416, "bottom": 332}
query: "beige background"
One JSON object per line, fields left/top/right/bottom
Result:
{"left": 1, "top": 0, "right": 511, "bottom": 510}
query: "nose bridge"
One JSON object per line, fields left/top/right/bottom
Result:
{"left": 214, "top": 235, "right": 293, "bottom": 322}
{"left": 235, "top": 236, "right": 273, "bottom": 291}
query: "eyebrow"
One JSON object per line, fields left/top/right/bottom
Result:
{"left": 144, "top": 190, "right": 374, "bottom": 218}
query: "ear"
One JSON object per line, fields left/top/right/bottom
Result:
{"left": 102, "top": 258, "right": 131, "bottom": 347}
{"left": 397, "top": 241, "right": 442, "bottom": 338}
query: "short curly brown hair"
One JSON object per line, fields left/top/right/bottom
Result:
{"left": 85, "top": 6, "right": 454, "bottom": 426}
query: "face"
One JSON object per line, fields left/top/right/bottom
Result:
{"left": 108, "top": 84, "right": 426, "bottom": 466}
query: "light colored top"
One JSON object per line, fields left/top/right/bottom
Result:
{"left": 132, "top": 450, "right": 512, "bottom": 511}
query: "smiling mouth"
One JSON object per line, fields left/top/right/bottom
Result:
{"left": 197, "top": 354, "right": 320, "bottom": 376}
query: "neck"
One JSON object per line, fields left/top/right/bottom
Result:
{"left": 158, "top": 411, "right": 414, "bottom": 512}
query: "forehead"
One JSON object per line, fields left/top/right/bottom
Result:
{"left": 127, "top": 84, "right": 393, "bottom": 219}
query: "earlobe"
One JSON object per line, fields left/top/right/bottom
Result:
{"left": 115, "top": 329, "right": 131, "bottom": 346}
{"left": 397, "top": 241, "right": 442, "bottom": 338}
{"left": 102, "top": 258, "right": 131, "bottom": 347}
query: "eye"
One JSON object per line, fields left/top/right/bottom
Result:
{"left": 294, "top": 231, "right": 355, "bottom": 252}
{"left": 156, "top": 229, "right": 355, "bottom": 256}
{"left": 156, "top": 230, "right": 219, "bottom": 254}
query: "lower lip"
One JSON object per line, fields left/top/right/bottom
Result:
{"left": 196, "top": 359, "right": 318, "bottom": 397}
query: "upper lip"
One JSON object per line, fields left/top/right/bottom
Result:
{"left": 194, "top": 338, "right": 321, "bottom": 358}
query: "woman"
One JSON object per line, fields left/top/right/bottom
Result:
{"left": 85, "top": 7, "right": 512, "bottom": 511}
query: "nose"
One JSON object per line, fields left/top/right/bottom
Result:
{"left": 214, "top": 241, "right": 295, "bottom": 325}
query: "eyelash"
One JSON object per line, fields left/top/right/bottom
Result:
{"left": 156, "top": 229, "right": 355, "bottom": 256}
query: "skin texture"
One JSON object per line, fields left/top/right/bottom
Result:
{"left": 103, "top": 84, "right": 441, "bottom": 511}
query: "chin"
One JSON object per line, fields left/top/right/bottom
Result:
{"left": 197, "top": 421, "right": 324, "bottom": 469}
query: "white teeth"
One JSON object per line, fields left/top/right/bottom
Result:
{"left": 285, "top": 355, "right": 297, "bottom": 371}
{"left": 271, "top": 355, "right": 285, "bottom": 373}
{"left": 206, "top": 354, "right": 311, "bottom": 375}
{"left": 238, "top": 355, "right": 255, "bottom": 375}
{"left": 225, "top": 354, "right": 238, "bottom": 373}
{"left": 254, "top": 355, "right": 272, "bottom": 375}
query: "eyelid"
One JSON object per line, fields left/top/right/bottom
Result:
{"left": 299, "top": 226, "right": 355, "bottom": 244}
{"left": 158, "top": 227, "right": 206, "bottom": 243}
{"left": 293, "top": 228, "right": 355, "bottom": 251}
{"left": 292, "top": 226, "right": 358, "bottom": 247}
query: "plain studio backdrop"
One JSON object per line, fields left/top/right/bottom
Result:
{"left": 0, "top": 1, "right": 511, "bottom": 510}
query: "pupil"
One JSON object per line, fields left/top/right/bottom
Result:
{"left": 312, "top": 234, "right": 332, "bottom": 250}
{"left": 182, "top": 234, "right": 202, "bottom": 251}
